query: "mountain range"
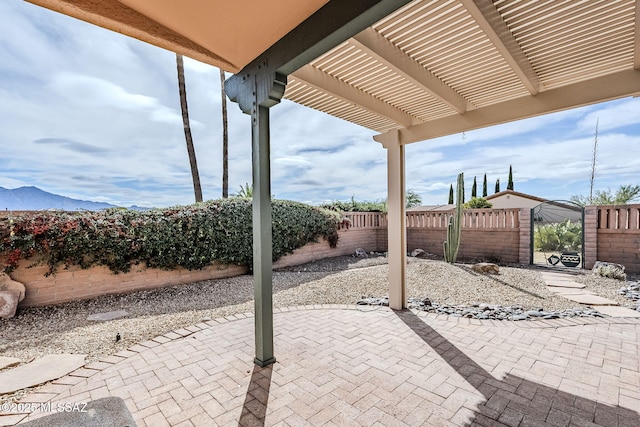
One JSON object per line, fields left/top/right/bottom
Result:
{"left": 0, "top": 186, "right": 133, "bottom": 211}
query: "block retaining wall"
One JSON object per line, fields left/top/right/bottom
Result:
{"left": 7, "top": 205, "right": 640, "bottom": 307}
{"left": 9, "top": 227, "right": 382, "bottom": 308}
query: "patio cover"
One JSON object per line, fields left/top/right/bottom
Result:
{"left": 25, "top": 0, "right": 640, "bottom": 365}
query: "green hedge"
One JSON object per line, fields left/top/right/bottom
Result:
{"left": 0, "top": 198, "right": 340, "bottom": 275}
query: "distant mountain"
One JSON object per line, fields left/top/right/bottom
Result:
{"left": 0, "top": 186, "right": 117, "bottom": 211}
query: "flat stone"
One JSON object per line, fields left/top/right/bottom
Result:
{"left": 0, "top": 354, "right": 86, "bottom": 394}
{"left": 547, "top": 287, "right": 593, "bottom": 295}
{"left": 87, "top": 310, "right": 130, "bottom": 321}
{"left": 562, "top": 294, "right": 620, "bottom": 306}
{"left": 18, "top": 397, "right": 138, "bottom": 427}
{"left": 594, "top": 306, "right": 640, "bottom": 318}
{"left": 0, "top": 290, "right": 20, "bottom": 319}
{"left": 0, "top": 356, "right": 21, "bottom": 370}
{"left": 545, "top": 280, "right": 586, "bottom": 289}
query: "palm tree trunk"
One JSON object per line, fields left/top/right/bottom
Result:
{"left": 220, "top": 68, "right": 229, "bottom": 198}
{"left": 176, "top": 53, "right": 203, "bottom": 203}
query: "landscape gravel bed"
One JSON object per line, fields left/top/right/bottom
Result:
{"left": 0, "top": 256, "right": 634, "bottom": 367}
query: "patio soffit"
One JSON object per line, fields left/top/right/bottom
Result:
{"left": 26, "top": 0, "right": 640, "bottom": 145}
{"left": 24, "top": 0, "right": 331, "bottom": 72}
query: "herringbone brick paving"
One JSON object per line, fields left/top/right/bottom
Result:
{"left": 7, "top": 306, "right": 640, "bottom": 426}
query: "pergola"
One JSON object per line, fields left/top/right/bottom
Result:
{"left": 26, "top": 0, "right": 640, "bottom": 366}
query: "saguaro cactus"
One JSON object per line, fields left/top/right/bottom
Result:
{"left": 444, "top": 173, "right": 464, "bottom": 263}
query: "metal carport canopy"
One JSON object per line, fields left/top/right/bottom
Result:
{"left": 25, "top": 0, "right": 640, "bottom": 365}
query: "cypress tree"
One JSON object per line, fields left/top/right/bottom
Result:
{"left": 471, "top": 176, "right": 477, "bottom": 198}
{"left": 495, "top": 178, "right": 500, "bottom": 193}
{"left": 448, "top": 184, "right": 454, "bottom": 204}
{"left": 482, "top": 174, "right": 488, "bottom": 197}
{"left": 507, "top": 165, "right": 514, "bottom": 190}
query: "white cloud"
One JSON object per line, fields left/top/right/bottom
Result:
{"left": 50, "top": 73, "right": 184, "bottom": 125}
{"left": 1, "top": 1, "right": 639, "bottom": 209}
{"left": 577, "top": 99, "right": 640, "bottom": 133}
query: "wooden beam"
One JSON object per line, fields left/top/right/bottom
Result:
{"left": 374, "top": 69, "right": 640, "bottom": 145}
{"left": 461, "top": 0, "right": 541, "bottom": 95}
{"left": 351, "top": 28, "right": 470, "bottom": 114}
{"left": 293, "top": 64, "right": 417, "bottom": 128}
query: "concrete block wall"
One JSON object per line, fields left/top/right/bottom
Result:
{"left": 583, "top": 206, "right": 598, "bottom": 269}
{"left": 596, "top": 231, "right": 640, "bottom": 274}
{"left": 10, "top": 260, "right": 248, "bottom": 307}
{"left": 8, "top": 204, "right": 640, "bottom": 307}
{"left": 518, "top": 209, "right": 531, "bottom": 264}
{"left": 407, "top": 229, "right": 521, "bottom": 263}
{"left": 9, "top": 228, "right": 382, "bottom": 308}
{"left": 273, "top": 228, "right": 382, "bottom": 269}
{"left": 591, "top": 205, "right": 640, "bottom": 274}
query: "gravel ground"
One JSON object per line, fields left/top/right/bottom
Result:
{"left": 1, "top": 256, "right": 635, "bottom": 367}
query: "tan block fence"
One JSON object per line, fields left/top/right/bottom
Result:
{"left": 3, "top": 205, "right": 639, "bottom": 307}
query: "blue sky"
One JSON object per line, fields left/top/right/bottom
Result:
{"left": 1, "top": 1, "right": 639, "bottom": 208}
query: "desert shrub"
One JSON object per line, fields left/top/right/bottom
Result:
{"left": 463, "top": 197, "right": 493, "bottom": 209}
{"left": 534, "top": 219, "right": 582, "bottom": 252}
{"left": 0, "top": 199, "right": 340, "bottom": 275}
{"left": 320, "top": 196, "right": 387, "bottom": 213}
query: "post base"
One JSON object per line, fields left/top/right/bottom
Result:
{"left": 254, "top": 357, "right": 276, "bottom": 367}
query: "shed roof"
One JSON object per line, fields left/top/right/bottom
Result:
{"left": 485, "top": 190, "right": 548, "bottom": 203}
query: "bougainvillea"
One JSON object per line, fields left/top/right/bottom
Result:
{"left": 0, "top": 198, "right": 340, "bottom": 275}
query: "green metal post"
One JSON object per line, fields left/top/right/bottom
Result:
{"left": 252, "top": 104, "right": 275, "bottom": 367}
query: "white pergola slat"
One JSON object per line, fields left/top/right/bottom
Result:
{"left": 287, "top": 0, "right": 640, "bottom": 139}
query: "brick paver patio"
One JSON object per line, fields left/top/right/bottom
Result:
{"left": 5, "top": 306, "right": 640, "bottom": 426}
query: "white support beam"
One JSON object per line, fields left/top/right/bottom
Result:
{"left": 374, "top": 69, "right": 640, "bottom": 145}
{"left": 461, "top": 0, "right": 541, "bottom": 95}
{"left": 292, "top": 64, "right": 418, "bottom": 127}
{"left": 380, "top": 130, "right": 406, "bottom": 311}
{"left": 635, "top": 0, "right": 640, "bottom": 70}
{"left": 351, "top": 28, "right": 470, "bottom": 114}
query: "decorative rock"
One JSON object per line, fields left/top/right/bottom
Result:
{"left": 0, "top": 290, "right": 20, "bottom": 319}
{"left": 0, "top": 272, "right": 26, "bottom": 302}
{"left": 410, "top": 248, "right": 425, "bottom": 257}
{"left": 471, "top": 262, "right": 500, "bottom": 275}
{"left": 356, "top": 296, "right": 388, "bottom": 306}
{"left": 525, "top": 310, "right": 546, "bottom": 317}
{"left": 403, "top": 297, "right": 606, "bottom": 321}
{"left": 618, "top": 282, "right": 640, "bottom": 301}
{"left": 353, "top": 248, "right": 368, "bottom": 258}
{"left": 592, "top": 261, "right": 627, "bottom": 280}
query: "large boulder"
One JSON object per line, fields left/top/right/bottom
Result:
{"left": 0, "top": 290, "right": 20, "bottom": 319}
{"left": 353, "top": 248, "right": 368, "bottom": 258}
{"left": 0, "top": 273, "right": 26, "bottom": 302}
{"left": 592, "top": 261, "right": 626, "bottom": 281}
{"left": 471, "top": 262, "right": 500, "bottom": 275}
